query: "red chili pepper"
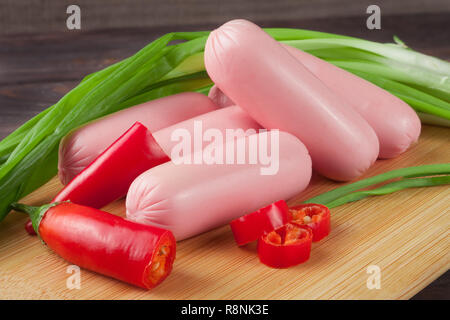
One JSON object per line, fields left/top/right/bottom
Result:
{"left": 13, "top": 202, "right": 176, "bottom": 289}
{"left": 257, "top": 223, "right": 312, "bottom": 268}
{"left": 26, "top": 122, "right": 170, "bottom": 236}
{"left": 53, "top": 121, "right": 169, "bottom": 208}
{"left": 289, "top": 203, "right": 330, "bottom": 242}
{"left": 230, "top": 200, "right": 290, "bottom": 246}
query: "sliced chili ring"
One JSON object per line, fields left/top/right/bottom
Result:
{"left": 257, "top": 223, "right": 312, "bottom": 268}
{"left": 289, "top": 203, "right": 330, "bottom": 242}
{"left": 230, "top": 200, "right": 290, "bottom": 246}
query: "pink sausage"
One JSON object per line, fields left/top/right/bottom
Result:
{"left": 208, "top": 47, "right": 421, "bottom": 159}
{"left": 282, "top": 44, "right": 421, "bottom": 159}
{"left": 55, "top": 106, "right": 261, "bottom": 209}
{"left": 204, "top": 19, "right": 379, "bottom": 181}
{"left": 58, "top": 92, "right": 218, "bottom": 185}
{"left": 126, "top": 131, "right": 312, "bottom": 240}
{"left": 153, "top": 105, "right": 261, "bottom": 161}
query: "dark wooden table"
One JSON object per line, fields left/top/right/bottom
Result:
{"left": 0, "top": 13, "right": 448, "bottom": 299}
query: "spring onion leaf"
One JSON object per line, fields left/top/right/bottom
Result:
{"left": 416, "top": 112, "right": 450, "bottom": 127}
{"left": 303, "top": 164, "right": 450, "bottom": 206}
{"left": 0, "top": 106, "right": 54, "bottom": 165}
{"left": 285, "top": 38, "right": 450, "bottom": 75}
{"left": 331, "top": 60, "right": 450, "bottom": 94}
{"left": 326, "top": 175, "right": 450, "bottom": 208}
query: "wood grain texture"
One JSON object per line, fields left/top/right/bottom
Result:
{"left": 1, "top": 0, "right": 449, "bottom": 35}
{"left": 0, "top": 125, "right": 448, "bottom": 299}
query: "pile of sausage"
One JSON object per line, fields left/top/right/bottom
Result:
{"left": 57, "top": 20, "right": 421, "bottom": 241}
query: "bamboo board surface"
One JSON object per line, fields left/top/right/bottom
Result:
{"left": 0, "top": 125, "right": 448, "bottom": 299}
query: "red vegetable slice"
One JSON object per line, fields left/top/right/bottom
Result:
{"left": 230, "top": 200, "right": 290, "bottom": 246}
{"left": 289, "top": 203, "right": 330, "bottom": 242}
{"left": 257, "top": 223, "right": 312, "bottom": 268}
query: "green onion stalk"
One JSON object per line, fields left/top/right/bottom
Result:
{"left": 0, "top": 28, "right": 449, "bottom": 221}
{"left": 303, "top": 164, "right": 450, "bottom": 208}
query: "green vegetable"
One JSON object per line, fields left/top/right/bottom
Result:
{"left": 304, "top": 164, "right": 450, "bottom": 207}
{"left": 325, "top": 175, "right": 450, "bottom": 208}
{"left": 285, "top": 38, "right": 450, "bottom": 76}
{"left": 1, "top": 27, "right": 449, "bottom": 221}
{"left": 0, "top": 106, "right": 55, "bottom": 165}
{"left": 416, "top": 112, "right": 450, "bottom": 127}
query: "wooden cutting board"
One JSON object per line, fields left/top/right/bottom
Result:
{"left": 0, "top": 125, "right": 448, "bottom": 299}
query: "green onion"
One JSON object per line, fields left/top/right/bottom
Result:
{"left": 0, "top": 27, "right": 449, "bottom": 221}
{"left": 331, "top": 60, "right": 449, "bottom": 95}
{"left": 0, "top": 106, "right": 54, "bottom": 165}
{"left": 284, "top": 38, "right": 450, "bottom": 75}
{"left": 303, "top": 164, "right": 450, "bottom": 207}
{"left": 325, "top": 175, "right": 450, "bottom": 208}
{"left": 0, "top": 32, "right": 209, "bottom": 220}
{"left": 416, "top": 112, "right": 450, "bottom": 127}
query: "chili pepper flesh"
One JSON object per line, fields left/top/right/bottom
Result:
{"left": 258, "top": 223, "right": 312, "bottom": 268}
{"left": 143, "top": 237, "right": 175, "bottom": 288}
{"left": 289, "top": 203, "right": 330, "bottom": 242}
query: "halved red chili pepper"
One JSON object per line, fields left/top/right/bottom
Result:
{"left": 257, "top": 223, "right": 312, "bottom": 268}
{"left": 26, "top": 122, "right": 170, "bottom": 236}
{"left": 289, "top": 203, "right": 330, "bottom": 242}
{"left": 230, "top": 200, "right": 290, "bottom": 246}
{"left": 13, "top": 201, "right": 175, "bottom": 289}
